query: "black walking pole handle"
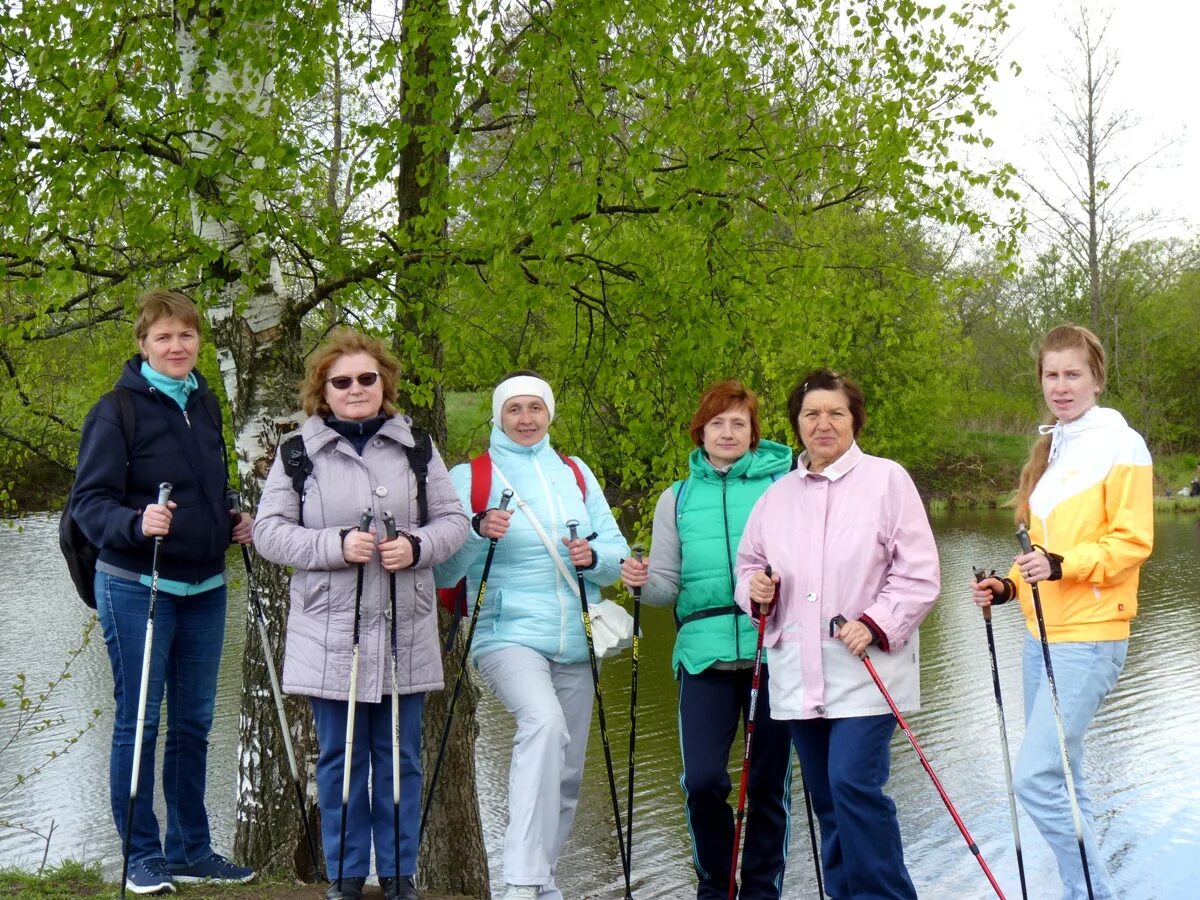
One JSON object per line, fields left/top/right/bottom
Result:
{"left": 358, "top": 508, "right": 374, "bottom": 532}
{"left": 631, "top": 545, "right": 645, "bottom": 593}
{"left": 972, "top": 566, "right": 993, "bottom": 622}
{"left": 1015, "top": 523, "right": 1033, "bottom": 554}
{"left": 567, "top": 519, "right": 579, "bottom": 541}
{"left": 382, "top": 511, "right": 398, "bottom": 542}
{"left": 829, "top": 613, "right": 848, "bottom": 638}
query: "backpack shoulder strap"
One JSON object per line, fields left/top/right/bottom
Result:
{"left": 108, "top": 387, "right": 136, "bottom": 460}
{"left": 280, "top": 433, "right": 312, "bottom": 524}
{"left": 198, "top": 390, "right": 230, "bottom": 482}
{"left": 673, "top": 478, "right": 689, "bottom": 518}
{"left": 404, "top": 428, "right": 433, "bottom": 526}
{"left": 558, "top": 452, "right": 587, "bottom": 500}
{"left": 469, "top": 450, "right": 492, "bottom": 513}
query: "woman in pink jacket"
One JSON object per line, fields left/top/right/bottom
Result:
{"left": 735, "top": 368, "right": 940, "bottom": 900}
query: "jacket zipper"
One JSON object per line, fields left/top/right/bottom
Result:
{"left": 720, "top": 472, "right": 740, "bottom": 660}
{"left": 531, "top": 452, "right": 570, "bottom": 659}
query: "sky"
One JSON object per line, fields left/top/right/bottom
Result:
{"left": 983, "top": 0, "right": 1200, "bottom": 242}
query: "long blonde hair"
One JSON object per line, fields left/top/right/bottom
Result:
{"left": 1014, "top": 324, "right": 1106, "bottom": 525}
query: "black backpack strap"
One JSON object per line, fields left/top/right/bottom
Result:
{"left": 109, "top": 387, "right": 136, "bottom": 459}
{"left": 674, "top": 603, "right": 744, "bottom": 632}
{"left": 404, "top": 428, "right": 433, "bottom": 526}
{"left": 280, "top": 434, "right": 313, "bottom": 525}
{"left": 197, "top": 389, "right": 231, "bottom": 486}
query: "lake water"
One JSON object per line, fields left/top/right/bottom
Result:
{"left": 2, "top": 511, "right": 1198, "bottom": 898}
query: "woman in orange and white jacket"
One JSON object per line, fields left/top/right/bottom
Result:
{"left": 972, "top": 324, "right": 1152, "bottom": 900}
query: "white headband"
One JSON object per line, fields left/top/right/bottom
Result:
{"left": 492, "top": 375, "right": 556, "bottom": 425}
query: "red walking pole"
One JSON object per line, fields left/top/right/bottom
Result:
{"left": 729, "top": 566, "right": 773, "bottom": 900}
{"left": 831, "top": 615, "right": 1007, "bottom": 900}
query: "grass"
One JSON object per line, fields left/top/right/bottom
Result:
{"left": 442, "top": 390, "right": 490, "bottom": 463}
{"left": 910, "top": 430, "right": 1027, "bottom": 508}
{"left": 0, "top": 863, "right": 431, "bottom": 899}
{"left": 916, "top": 430, "right": 1199, "bottom": 514}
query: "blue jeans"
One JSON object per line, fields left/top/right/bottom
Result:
{"left": 678, "top": 666, "right": 792, "bottom": 900}
{"left": 311, "top": 694, "right": 425, "bottom": 879}
{"left": 790, "top": 714, "right": 916, "bottom": 900}
{"left": 96, "top": 571, "right": 227, "bottom": 866}
{"left": 1015, "top": 636, "right": 1126, "bottom": 900}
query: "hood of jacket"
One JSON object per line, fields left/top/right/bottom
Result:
{"left": 687, "top": 437, "right": 794, "bottom": 482}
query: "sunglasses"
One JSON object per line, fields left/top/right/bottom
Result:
{"left": 327, "top": 372, "right": 380, "bottom": 390}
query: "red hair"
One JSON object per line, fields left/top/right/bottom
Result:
{"left": 688, "top": 380, "right": 761, "bottom": 449}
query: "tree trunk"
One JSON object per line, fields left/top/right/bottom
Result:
{"left": 394, "top": 0, "right": 489, "bottom": 894}
{"left": 174, "top": 4, "right": 325, "bottom": 879}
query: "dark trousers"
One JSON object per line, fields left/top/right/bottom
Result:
{"left": 789, "top": 715, "right": 916, "bottom": 900}
{"left": 679, "top": 665, "right": 792, "bottom": 900}
{"left": 311, "top": 694, "right": 424, "bottom": 879}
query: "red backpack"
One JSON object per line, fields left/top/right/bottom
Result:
{"left": 437, "top": 450, "right": 587, "bottom": 618}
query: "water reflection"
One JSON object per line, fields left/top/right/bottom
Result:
{"left": 2, "top": 511, "right": 1198, "bottom": 898}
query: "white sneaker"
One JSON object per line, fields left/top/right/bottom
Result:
{"left": 503, "top": 886, "right": 540, "bottom": 900}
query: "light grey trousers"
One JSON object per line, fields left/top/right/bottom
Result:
{"left": 477, "top": 645, "right": 594, "bottom": 893}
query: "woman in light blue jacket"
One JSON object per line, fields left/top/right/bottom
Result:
{"left": 435, "top": 371, "right": 629, "bottom": 900}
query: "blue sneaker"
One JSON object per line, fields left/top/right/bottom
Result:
{"left": 168, "top": 852, "right": 256, "bottom": 884}
{"left": 125, "top": 857, "right": 176, "bottom": 895}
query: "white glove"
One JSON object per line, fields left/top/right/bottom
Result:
{"left": 587, "top": 599, "right": 635, "bottom": 659}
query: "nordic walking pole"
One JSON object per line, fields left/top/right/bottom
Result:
{"left": 120, "top": 481, "right": 171, "bottom": 900}
{"left": 624, "top": 544, "right": 644, "bottom": 887}
{"left": 831, "top": 615, "right": 1007, "bottom": 900}
{"left": 974, "top": 565, "right": 1028, "bottom": 900}
{"left": 800, "top": 774, "right": 824, "bottom": 898}
{"left": 240, "top": 518, "right": 322, "bottom": 880}
{"left": 567, "top": 519, "right": 631, "bottom": 897}
{"left": 419, "top": 489, "right": 513, "bottom": 844}
{"left": 336, "top": 508, "right": 374, "bottom": 895}
{"left": 382, "top": 511, "right": 402, "bottom": 892}
{"left": 1017, "top": 524, "right": 1094, "bottom": 899}
{"left": 729, "top": 564, "right": 772, "bottom": 900}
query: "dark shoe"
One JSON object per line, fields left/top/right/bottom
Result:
{"left": 124, "top": 857, "right": 176, "bottom": 895}
{"left": 325, "top": 876, "right": 367, "bottom": 900}
{"left": 168, "top": 852, "right": 255, "bottom": 884}
{"left": 380, "top": 874, "right": 420, "bottom": 900}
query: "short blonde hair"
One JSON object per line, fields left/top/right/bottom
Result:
{"left": 134, "top": 290, "right": 202, "bottom": 342}
{"left": 298, "top": 328, "right": 401, "bottom": 417}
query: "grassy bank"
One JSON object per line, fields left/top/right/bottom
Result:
{"left": 915, "top": 431, "right": 1199, "bottom": 513}
{"left": 0, "top": 863, "right": 472, "bottom": 900}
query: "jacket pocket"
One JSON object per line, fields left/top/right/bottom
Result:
{"left": 295, "top": 569, "right": 333, "bottom": 617}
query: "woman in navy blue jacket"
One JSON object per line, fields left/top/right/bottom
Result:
{"left": 72, "top": 289, "right": 255, "bottom": 895}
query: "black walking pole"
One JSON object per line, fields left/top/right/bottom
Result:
{"left": 382, "top": 511, "right": 402, "bottom": 892}
{"left": 831, "top": 615, "right": 1007, "bottom": 899}
{"left": 567, "top": 519, "right": 631, "bottom": 897}
{"left": 240, "top": 527, "right": 322, "bottom": 880}
{"left": 120, "top": 481, "right": 172, "bottom": 900}
{"left": 419, "top": 490, "right": 513, "bottom": 844}
{"left": 624, "top": 544, "right": 644, "bottom": 886}
{"left": 800, "top": 774, "right": 824, "bottom": 898}
{"left": 974, "top": 566, "right": 1028, "bottom": 900}
{"left": 336, "top": 508, "right": 374, "bottom": 895}
{"left": 729, "top": 564, "right": 771, "bottom": 900}
{"left": 1016, "top": 524, "right": 1094, "bottom": 900}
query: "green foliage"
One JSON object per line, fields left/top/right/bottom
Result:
{"left": 946, "top": 237, "right": 1200, "bottom": 457}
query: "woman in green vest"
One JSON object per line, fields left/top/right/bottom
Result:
{"left": 621, "top": 380, "right": 794, "bottom": 900}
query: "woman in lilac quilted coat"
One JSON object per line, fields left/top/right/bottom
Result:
{"left": 255, "top": 328, "right": 468, "bottom": 900}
